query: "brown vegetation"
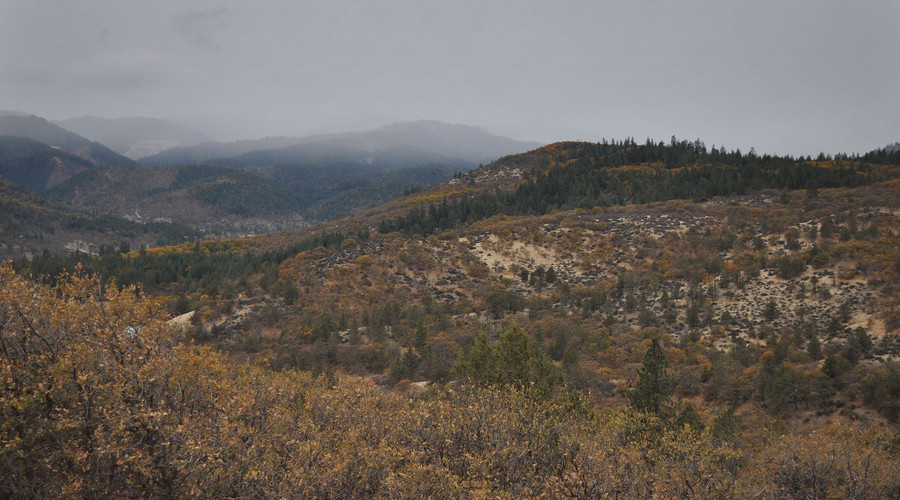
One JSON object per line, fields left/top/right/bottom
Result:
{"left": 2, "top": 266, "right": 898, "bottom": 497}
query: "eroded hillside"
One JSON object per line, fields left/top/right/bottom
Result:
{"left": 149, "top": 180, "right": 894, "bottom": 424}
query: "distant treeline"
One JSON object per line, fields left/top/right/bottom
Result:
{"left": 379, "top": 139, "right": 896, "bottom": 235}
{"left": 17, "top": 230, "right": 363, "bottom": 295}
{"left": 859, "top": 142, "right": 900, "bottom": 165}
{"left": 0, "top": 179, "right": 203, "bottom": 246}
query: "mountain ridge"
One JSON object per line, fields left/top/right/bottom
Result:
{"left": 139, "top": 120, "right": 541, "bottom": 167}
{"left": 23, "top": 121, "right": 541, "bottom": 233}
{"left": 0, "top": 114, "right": 136, "bottom": 167}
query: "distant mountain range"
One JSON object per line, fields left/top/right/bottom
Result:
{"left": 56, "top": 116, "right": 213, "bottom": 160}
{"left": 139, "top": 120, "right": 541, "bottom": 167}
{"left": 0, "top": 113, "right": 542, "bottom": 237}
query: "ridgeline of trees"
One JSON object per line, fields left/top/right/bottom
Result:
{"left": 380, "top": 139, "right": 896, "bottom": 235}
{"left": 16, "top": 230, "right": 363, "bottom": 296}
{"left": 860, "top": 142, "right": 900, "bottom": 165}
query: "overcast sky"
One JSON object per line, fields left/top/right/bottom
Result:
{"left": 1, "top": 0, "right": 897, "bottom": 155}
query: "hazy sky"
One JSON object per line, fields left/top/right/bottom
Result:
{"left": 2, "top": 0, "right": 897, "bottom": 155}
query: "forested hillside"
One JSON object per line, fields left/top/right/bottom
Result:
{"left": 0, "top": 114, "right": 136, "bottom": 167}
{"left": 41, "top": 161, "right": 458, "bottom": 234}
{"left": 380, "top": 139, "right": 897, "bottom": 235}
{"left": 0, "top": 178, "right": 201, "bottom": 259}
{"left": 0, "top": 136, "right": 93, "bottom": 193}
{"left": 4, "top": 139, "right": 900, "bottom": 497}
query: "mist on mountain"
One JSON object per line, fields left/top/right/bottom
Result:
{"left": 56, "top": 116, "right": 213, "bottom": 160}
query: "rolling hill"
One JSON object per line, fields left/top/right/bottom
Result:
{"left": 46, "top": 164, "right": 309, "bottom": 236}
{"left": 0, "top": 136, "right": 94, "bottom": 193}
{"left": 0, "top": 114, "right": 136, "bottom": 167}
{"left": 0, "top": 177, "right": 200, "bottom": 260}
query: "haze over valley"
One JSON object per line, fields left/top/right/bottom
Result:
{"left": 0, "top": 112, "right": 540, "bottom": 252}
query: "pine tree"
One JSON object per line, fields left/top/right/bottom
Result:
{"left": 456, "top": 325, "right": 563, "bottom": 399}
{"left": 173, "top": 294, "right": 191, "bottom": 315}
{"left": 628, "top": 338, "right": 674, "bottom": 417}
{"left": 763, "top": 299, "right": 779, "bottom": 321}
{"left": 460, "top": 333, "right": 496, "bottom": 384}
{"left": 807, "top": 335, "right": 822, "bottom": 360}
{"left": 413, "top": 323, "right": 428, "bottom": 349}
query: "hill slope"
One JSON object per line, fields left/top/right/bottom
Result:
{"left": 48, "top": 164, "right": 310, "bottom": 235}
{"left": 0, "top": 178, "right": 200, "bottom": 259}
{"left": 0, "top": 136, "right": 94, "bottom": 193}
{"left": 0, "top": 114, "right": 136, "bottom": 167}
{"left": 7, "top": 138, "right": 900, "bottom": 498}
{"left": 3, "top": 262, "right": 898, "bottom": 498}
{"left": 374, "top": 139, "right": 899, "bottom": 235}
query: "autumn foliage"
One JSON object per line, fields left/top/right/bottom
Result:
{"left": 2, "top": 265, "right": 899, "bottom": 497}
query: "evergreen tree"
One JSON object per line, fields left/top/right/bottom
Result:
{"left": 456, "top": 325, "right": 563, "bottom": 399}
{"left": 763, "top": 299, "right": 779, "bottom": 321}
{"left": 413, "top": 323, "right": 428, "bottom": 349}
{"left": 674, "top": 401, "right": 705, "bottom": 434}
{"left": 710, "top": 406, "right": 743, "bottom": 444}
{"left": 462, "top": 333, "right": 496, "bottom": 384}
{"left": 173, "top": 294, "right": 191, "bottom": 315}
{"left": 807, "top": 335, "right": 823, "bottom": 360}
{"left": 627, "top": 338, "right": 674, "bottom": 417}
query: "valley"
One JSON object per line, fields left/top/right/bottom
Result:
{"left": 0, "top": 116, "right": 537, "bottom": 251}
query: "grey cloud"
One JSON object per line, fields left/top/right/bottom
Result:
{"left": 0, "top": 0, "right": 897, "bottom": 155}
{"left": 172, "top": 7, "right": 228, "bottom": 52}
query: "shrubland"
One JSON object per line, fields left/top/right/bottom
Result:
{"left": 2, "top": 265, "right": 898, "bottom": 497}
{"left": 4, "top": 140, "right": 900, "bottom": 496}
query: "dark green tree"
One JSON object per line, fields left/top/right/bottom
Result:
{"left": 173, "top": 294, "right": 191, "bottom": 315}
{"left": 674, "top": 401, "right": 705, "bottom": 434}
{"left": 413, "top": 323, "right": 428, "bottom": 349}
{"left": 388, "top": 350, "right": 420, "bottom": 382}
{"left": 456, "top": 324, "right": 563, "bottom": 399}
{"left": 282, "top": 282, "right": 299, "bottom": 306}
{"left": 627, "top": 338, "right": 674, "bottom": 417}
{"left": 807, "top": 335, "right": 823, "bottom": 360}
{"left": 710, "top": 406, "right": 743, "bottom": 444}
{"left": 460, "top": 333, "right": 496, "bottom": 384}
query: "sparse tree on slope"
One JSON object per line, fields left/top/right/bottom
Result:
{"left": 628, "top": 337, "right": 674, "bottom": 418}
